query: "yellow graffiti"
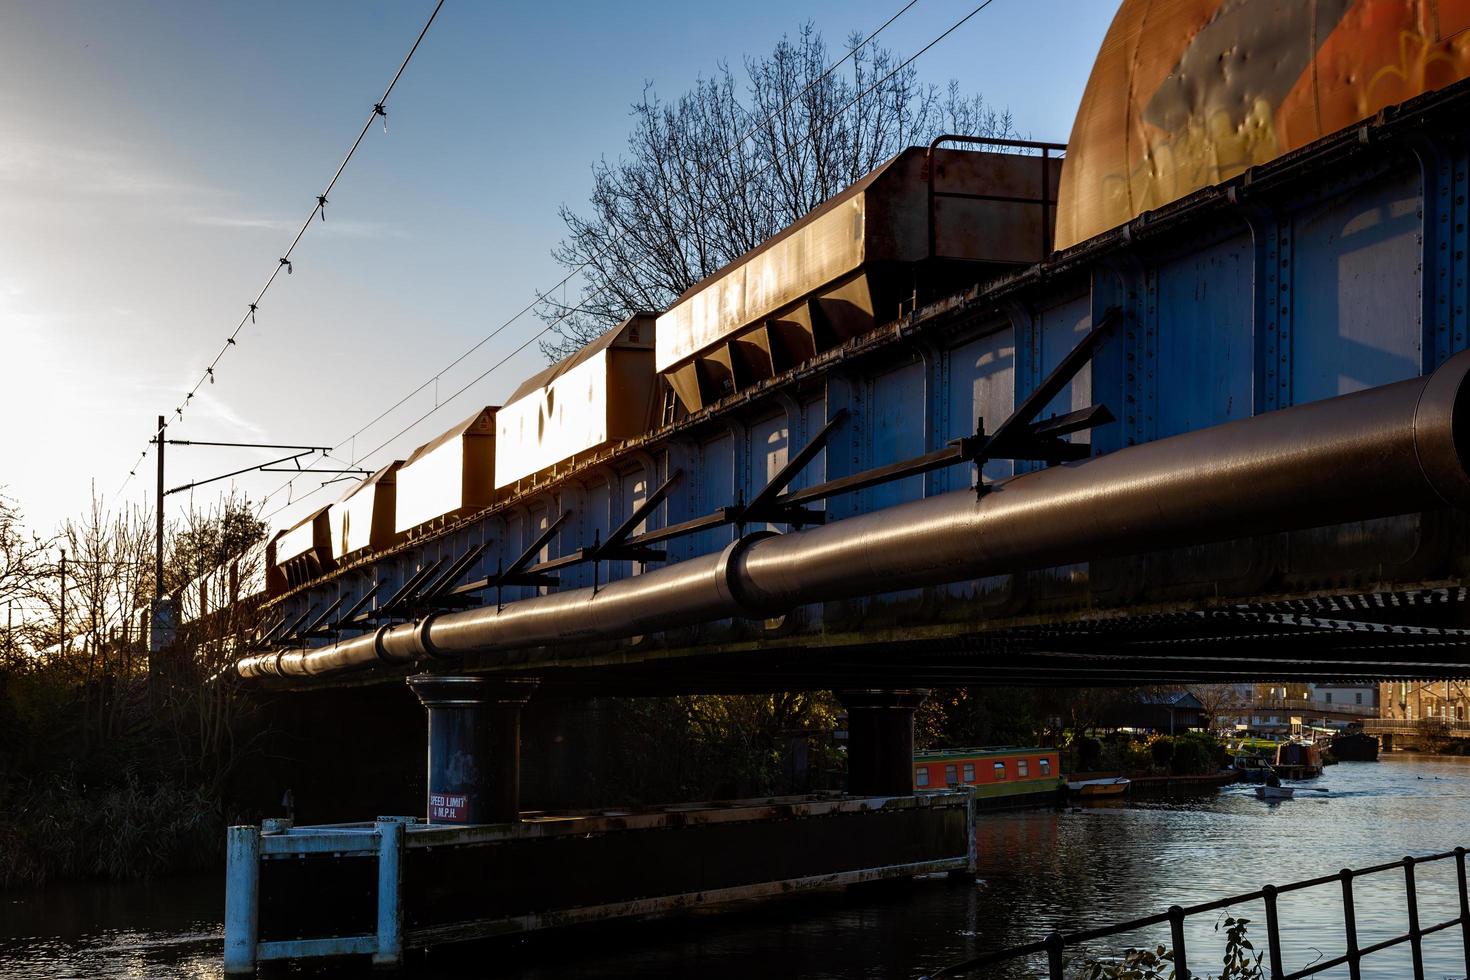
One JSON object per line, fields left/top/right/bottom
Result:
{"left": 1057, "top": 5, "right": 1470, "bottom": 250}
{"left": 1095, "top": 99, "right": 1279, "bottom": 233}
{"left": 1363, "top": 28, "right": 1467, "bottom": 114}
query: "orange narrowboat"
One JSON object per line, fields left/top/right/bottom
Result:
{"left": 913, "top": 746, "right": 1065, "bottom": 809}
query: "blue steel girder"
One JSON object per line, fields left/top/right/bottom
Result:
{"left": 254, "top": 80, "right": 1470, "bottom": 682}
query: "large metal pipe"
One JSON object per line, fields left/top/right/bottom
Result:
{"left": 238, "top": 349, "right": 1470, "bottom": 680}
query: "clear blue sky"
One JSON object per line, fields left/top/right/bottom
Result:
{"left": 0, "top": 0, "right": 1117, "bottom": 539}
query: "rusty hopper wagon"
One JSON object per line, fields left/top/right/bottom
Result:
{"left": 394, "top": 407, "right": 497, "bottom": 538}
{"left": 494, "top": 312, "right": 660, "bottom": 491}
{"left": 330, "top": 461, "right": 402, "bottom": 561}
{"left": 658, "top": 143, "right": 1060, "bottom": 413}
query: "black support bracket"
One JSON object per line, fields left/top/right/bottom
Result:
{"left": 332, "top": 581, "right": 383, "bottom": 632}
{"left": 959, "top": 306, "right": 1121, "bottom": 494}
{"left": 736, "top": 414, "right": 841, "bottom": 530}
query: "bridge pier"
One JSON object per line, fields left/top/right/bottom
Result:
{"left": 838, "top": 689, "right": 928, "bottom": 796}
{"left": 407, "top": 675, "right": 538, "bottom": 825}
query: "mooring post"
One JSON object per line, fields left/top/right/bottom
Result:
{"left": 408, "top": 674, "right": 539, "bottom": 824}
{"left": 223, "top": 824, "right": 260, "bottom": 976}
{"left": 373, "top": 817, "right": 410, "bottom": 968}
{"left": 837, "top": 689, "right": 928, "bottom": 797}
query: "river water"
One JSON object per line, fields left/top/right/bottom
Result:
{"left": 2, "top": 753, "right": 1467, "bottom": 980}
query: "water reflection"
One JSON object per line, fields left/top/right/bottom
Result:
{"left": 0, "top": 872, "right": 222, "bottom": 980}
{"left": 1, "top": 755, "right": 1466, "bottom": 979}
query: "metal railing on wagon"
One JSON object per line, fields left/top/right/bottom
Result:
{"left": 924, "top": 848, "right": 1470, "bottom": 980}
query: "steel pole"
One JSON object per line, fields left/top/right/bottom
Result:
{"left": 154, "top": 414, "right": 165, "bottom": 604}
{"left": 57, "top": 548, "right": 65, "bottom": 663}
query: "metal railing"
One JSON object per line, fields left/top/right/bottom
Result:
{"left": 925, "top": 848, "right": 1470, "bottom": 980}
{"left": 1366, "top": 718, "right": 1470, "bottom": 735}
{"left": 924, "top": 134, "right": 1067, "bottom": 262}
{"left": 1245, "top": 698, "right": 1378, "bottom": 717}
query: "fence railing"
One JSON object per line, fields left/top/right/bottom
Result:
{"left": 1244, "top": 698, "right": 1378, "bottom": 717}
{"left": 925, "top": 848, "right": 1470, "bottom": 980}
{"left": 1366, "top": 718, "right": 1470, "bottom": 735}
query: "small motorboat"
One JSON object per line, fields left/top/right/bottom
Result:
{"left": 1067, "top": 776, "right": 1131, "bottom": 797}
{"left": 1255, "top": 785, "right": 1295, "bottom": 800}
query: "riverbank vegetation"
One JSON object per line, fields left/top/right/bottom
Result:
{"left": 1071, "top": 916, "right": 1264, "bottom": 979}
{"left": 1068, "top": 730, "right": 1224, "bottom": 777}
{"left": 916, "top": 686, "right": 1230, "bottom": 778}
{"left": 0, "top": 491, "right": 268, "bottom": 888}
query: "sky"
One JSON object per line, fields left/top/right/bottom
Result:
{"left": 0, "top": 0, "right": 1117, "bottom": 541}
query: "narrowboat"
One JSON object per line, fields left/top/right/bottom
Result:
{"left": 1329, "top": 725, "right": 1380, "bottom": 763}
{"left": 913, "top": 747, "right": 1065, "bottom": 810}
{"left": 1272, "top": 740, "right": 1324, "bottom": 780}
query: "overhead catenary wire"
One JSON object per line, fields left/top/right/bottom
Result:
{"left": 115, "top": 0, "right": 447, "bottom": 499}
{"left": 255, "top": 0, "right": 927, "bottom": 521}
{"left": 258, "top": 0, "right": 977, "bottom": 524}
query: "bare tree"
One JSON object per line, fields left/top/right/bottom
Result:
{"left": 1189, "top": 683, "right": 1246, "bottom": 732}
{"left": 0, "top": 490, "right": 52, "bottom": 659}
{"left": 165, "top": 491, "right": 268, "bottom": 596}
{"left": 538, "top": 24, "right": 1018, "bottom": 358}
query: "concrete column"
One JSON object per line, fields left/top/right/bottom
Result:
{"left": 838, "top": 689, "right": 928, "bottom": 797}
{"left": 407, "top": 675, "right": 538, "bottom": 825}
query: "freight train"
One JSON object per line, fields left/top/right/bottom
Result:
{"left": 173, "top": 1, "right": 1470, "bottom": 690}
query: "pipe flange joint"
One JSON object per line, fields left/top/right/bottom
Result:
{"left": 414, "top": 611, "right": 449, "bottom": 660}
{"left": 372, "top": 623, "right": 397, "bottom": 664}
{"left": 714, "top": 532, "right": 783, "bottom": 620}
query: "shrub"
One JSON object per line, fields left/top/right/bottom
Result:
{"left": 1149, "top": 737, "right": 1175, "bottom": 769}
{"left": 1171, "top": 736, "right": 1214, "bottom": 775}
{"left": 1075, "top": 736, "right": 1103, "bottom": 770}
{"left": 0, "top": 770, "right": 222, "bottom": 889}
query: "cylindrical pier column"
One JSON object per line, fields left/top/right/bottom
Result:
{"left": 838, "top": 689, "right": 928, "bottom": 797}
{"left": 407, "top": 674, "right": 538, "bottom": 825}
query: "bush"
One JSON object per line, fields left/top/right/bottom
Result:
{"left": 1170, "top": 737, "right": 1215, "bottom": 775}
{"left": 1149, "top": 737, "right": 1175, "bottom": 768}
{"left": 0, "top": 770, "right": 222, "bottom": 889}
{"left": 1075, "top": 736, "right": 1102, "bottom": 770}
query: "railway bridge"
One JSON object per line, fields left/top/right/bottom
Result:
{"left": 231, "top": 75, "right": 1470, "bottom": 699}
{"left": 201, "top": 3, "right": 1470, "bottom": 969}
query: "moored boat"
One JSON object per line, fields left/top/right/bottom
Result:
{"left": 1273, "top": 740, "right": 1324, "bottom": 780}
{"left": 1232, "top": 753, "right": 1272, "bottom": 783}
{"left": 1066, "top": 776, "right": 1131, "bottom": 797}
{"left": 1255, "top": 785, "right": 1295, "bottom": 801}
{"left": 913, "top": 746, "right": 1065, "bottom": 809}
{"left": 1330, "top": 725, "right": 1380, "bottom": 762}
